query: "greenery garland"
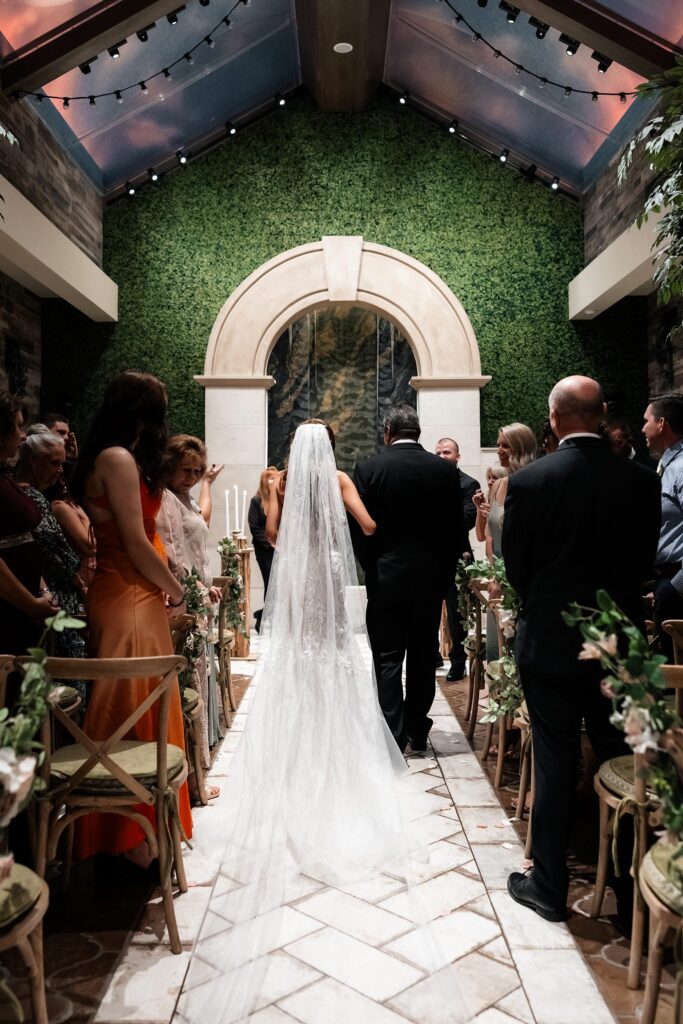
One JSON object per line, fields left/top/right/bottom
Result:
{"left": 217, "top": 537, "right": 247, "bottom": 636}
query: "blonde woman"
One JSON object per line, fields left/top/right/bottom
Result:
{"left": 248, "top": 466, "right": 279, "bottom": 632}
{"left": 473, "top": 464, "right": 508, "bottom": 544}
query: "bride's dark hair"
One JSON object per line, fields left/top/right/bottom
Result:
{"left": 301, "top": 418, "right": 335, "bottom": 450}
{"left": 72, "top": 370, "right": 169, "bottom": 502}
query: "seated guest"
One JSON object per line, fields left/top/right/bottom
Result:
{"left": 15, "top": 426, "right": 86, "bottom": 683}
{"left": 503, "top": 376, "right": 660, "bottom": 922}
{"left": 434, "top": 439, "right": 480, "bottom": 680}
{"left": 248, "top": 467, "right": 278, "bottom": 633}
{"left": 157, "top": 435, "right": 223, "bottom": 776}
{"left": 0, "top": 395, "right": 57, "bottom": 658}
{"left": 642, "top": 393, "right": 683, "bottom": 661}
{"left": 71, "top": 370, "right": 192, "bottom": 867}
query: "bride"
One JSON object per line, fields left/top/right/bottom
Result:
{"left": 176, "top": 420, "right": 471, "bottom": 1023}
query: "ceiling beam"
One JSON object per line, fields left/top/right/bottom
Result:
{"left": 294, "top": 0, "right": 391, "bottom": 112}
{"left": 1, "top": 0, "right": 188, "bottom": 96}
{"left": 511, "top": 0, "right": 682, "bottom": 79}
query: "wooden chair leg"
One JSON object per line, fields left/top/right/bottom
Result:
{"left": 17, "top": 929, "right": 48, "bottom": 1024}
{"left": 640, "top": 918, "right": 671, "bottom": 1024}
{"left": 628, "top": 810, "right": 649, "bottom": 990}
{"left": 190, "top": 716, "right": 208, "bottom": 806}
{"left": 61, "top": 821, "right": 74, "bottom": 892}
{"left": 226, "top": 647, "right": 237, "bottom": 713}
{"left": 480, "top": 721, "right": 494, "bottom": 762}
{"left": 170, "top": 808, "right": 188, "bottom": 895}
{"left": 517, "top": 733, "right": 530, "bottom": 819}
{"left": 494, "top": 717, "right": 507, "bottom": 788}
{"left": 591, "top": 797, "right": 612, "bottom": 918}
{"left": 464, "top": 659, "right": 475, "bottom": 724}
{"left": 219, "top": 647, "right": 232, "bottom": 727}
{"left": 157, "top": 800, "right": 182, "bottom": 954}
{"left": 524, "top": 751, "right": 535, "bottom": 860}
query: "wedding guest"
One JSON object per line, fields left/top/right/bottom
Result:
{"left": 0, "top": 394, "right": 57, "bottom": 658}
{"left": 157, "top": 434, "right": 223, "bottom": 776}
{"left": 434, "top": 438, "right": 480, "bottom": 680}
{"left": 503, "top": 376, "right": 660, "bottom": 922}
{"left": 15, "top": 426, "right": 86, "bottom": 679}
{"left": 44, "top": 411, "right": 78, "bottom": 460}
{"left": 540, "top": 419, "right": 559, "bottom": 455}
{"left": 473, "top": 465, "right": 507, "bottom": 543}
{"left": 248, "top": 467, "right": 278, "bottom": 633}
{"left": 351, "top": 404, "right": 465, "bottom": 753}
{"left": 46, "top": 476, "right": 96, "bottom": 591}
{"left": 71, "top": 370, "right": 192, "bottom": 867}
{"left": 606, "top": 419, "right": 656, "bottom": 469}
{"left": 642, "top": 393, "right": 683, "bottom": 660}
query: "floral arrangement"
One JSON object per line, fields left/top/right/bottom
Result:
{"left": 178, "top": 568, "right": 211, "bottom": 693}
{"left": 0, "top": 612, "right": 85, "bottom": 877}
{"left": 563, "top": 591, "right": 682, "bottom": 847}
{"left": 217, "top": 536, "right": 247, "bottom": 636}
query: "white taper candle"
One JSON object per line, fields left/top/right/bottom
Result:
{"left": 225, "top": 490, "right": 230, "bottom": 536}
{"left": 241, "top": 489, "right": 247, "bottom": 538}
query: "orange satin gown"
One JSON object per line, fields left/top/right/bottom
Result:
{"left": 74, "top": 481, "right": 193, "bottom": 859}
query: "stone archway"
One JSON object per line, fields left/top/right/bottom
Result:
{"left": 197, "top": 236, "right": 490, "bottom": 583}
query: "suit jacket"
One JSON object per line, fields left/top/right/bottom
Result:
{"left": 502, "top": 437, "right": 661, "bottom": 674}
{"left": 458, "top": 468, "right": 480, "bottom": 556}
{"left": 352, "top": 442, "right": 465, "bottom": 603}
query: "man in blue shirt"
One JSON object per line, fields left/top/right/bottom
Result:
{"left": 642, "top": 392, "right": 683, "bottom": 661}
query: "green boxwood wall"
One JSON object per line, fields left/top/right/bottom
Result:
{"left": 42, "top": 92, "right": 648, "bottom": 445}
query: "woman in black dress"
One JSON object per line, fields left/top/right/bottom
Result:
{"left": 248, "top": 467, "right": 277, "bottom": 632}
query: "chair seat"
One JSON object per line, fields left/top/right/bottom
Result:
{"left": 641, "top": 839, "right": 683, "bottom": 915}
{"left": 0, "top": 864, "right": 43, "bottom": 929}
{"left": 598, "top": 755, "right": 657, "bottom": 802}
{"left": 50, "top": 739, "right": 185, "bottom": 794}
{"left": 183, "top": 687, "right": 200, "bottom": 712}
{"left": 464, "top": 636, "right": 485, "bottom": 653}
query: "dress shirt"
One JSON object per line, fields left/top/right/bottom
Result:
{"left": 390, "top": 439, "right": 419, "bottom": 445}
{"left": 656, "top": 438, "right": 683, "bottom": 594}
{"left": 558, "top": 432, "right": 602, "bottom": 445}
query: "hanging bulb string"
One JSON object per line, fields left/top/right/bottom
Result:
{"left": 440, "top": 0, "right": 651, "bottom": 99}
{"left": 17, "top": 0, "right": 248, "bottom": 103}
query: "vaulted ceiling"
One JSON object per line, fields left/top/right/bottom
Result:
{"left": 1, "top": 0, "right": 681, "bottom": 197}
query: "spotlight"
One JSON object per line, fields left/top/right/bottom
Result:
{"left": 529, "top": 17, "right": 549, "bottom": 39}
{"left": 592, "top": 91, "right": 598, "bottom": 101}
{"left": 399, "top": 92, "right": 408, "bottom": 104}
{"left": 148, "top": 167, "right": 159, "bottom": 182}
{"left": 564, "top": 86, "right": 572, "bottom": 97}
{"left": 136, "top": 24, "right": 155, "bottom": 42}
{"left": 108, "top": 41, "right": 126, "bottom": 58}
{"left": 79, "top": 56, "right": 96, "bottom": 74}
{"left": 276, "top": 93, "right": 286, "bottom": 106}
{"left": 185, "top": 52, "right": 194, "bottom": 64}
{"left": 592, "top": 51, "right": 612, "bottom": 73}
{"left": 167, "top": 7, "right": 186, "bottom": 25}
{"left": 125, "top": 181, "right": 135, "bottom": 195}
{"left": 115, "top": 90, "right": 123, "bottom": 103}
{"left": 551, "top": 176, "right": 560, "bottom": 190}
{"left": 62, "top": 97, "right": 69, "bottom": 108}
{"left": 559, "top": 34, "right": 579, "bottom": 56}
{"left": 499, "top": 3, "right": 519, "bottom": 24}
{"left": 448, "top": 119, "right": 458, "bottom": 134}
{"left": 176, "top": 150, "right": 188, "bottom": 165}
{"left": 226, "top": 122, "right": 237, "bottom": 135}
{"left": 499, "top": 148, "right": 509, "bottom": 163}
{"left": 205, "top": 35, "right": 215, "bottom": 48}
{"left": 89, "top": 95, "right": 96, "bottom": 105}
{"left": 523, "top": 163, "right": 537, "bottom": 182}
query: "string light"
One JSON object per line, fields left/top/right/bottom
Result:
{"left": 499, "top": 147, "right": 509, "bottom": 162}
{"left": 398, "top": 92, "right": 409, "bottom": 105}
{"left": 448, "top": 119, "right": 458, "bottom": 133}
{"left": 276, "top": 93, "right": 286, "bottom": 106}
{"left": 126, "top": 181, "right": 135, "bottom": 195}
{"left": 140, "top": 81, "right": 148, "bottom": 93}
{"left": 176, "top": 149, "right": 187, "bottom": 165}
{"left": 89, "top": 95, "right": 96, "bottom": 105}
{"left": 205, "top": 35, "right": 215, "bottom": 48}
{"left": 185, "top": 52, "right": 194, "bottom": 65}
{"left": 226, "top": 122, "right": 237, "bottom": 135}
{"left": 115, "top": 90, "right": 123, "bottom": 103}
{"left": 551, "top": 176, "right": 560, "bottom": 190}
{"left": 148, "top": 167, "right": 159, "bottom": 181}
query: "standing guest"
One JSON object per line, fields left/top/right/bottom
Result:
{"left": 71, "top": 371, "right": 192, "bottom": 867}
{"left": 0, "top": 395, "right": 58, "bottom": 657}
{"left": 503, "top": 376, "right": 660, "bottom": 921}
{"left": 539, "top": 419, "right": 559, "bottom": 456}
{"left": 351, "top": 404, "right": 465, "bottom": 753}
{"left": 434, "top": 438, "right": 480, "bottom": 681}
{"left": 642, "top": 393, "right": 683, "bottom": 661}
{"left": 607, "top": 419, "right": 657, "bottom": 469}
{"left": 15, "top": 427, "right": 86, "bottom": 679}
{"left": 157, "top": 435, "right": 223, "bottom": 773}
{"left": 44, "top": 412, "right": 78, "bottom": 461}
{"left": 248, "top": 467, "right": 278, "bottom": 633}
{"left": 473, "top": 465, "right": 507, "bottom": 543}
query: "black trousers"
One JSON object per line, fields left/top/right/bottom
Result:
{"left": 519, "top": 661, "right": 629, "bottom": 908}
{"left": 653, "top": 576, "right": 683, "bottom": 662}
{"left": 436, "top": 582, "right": 467, "bottom": 672}
{"left": 367, "top": 594, "right": 442, "bottom": 752}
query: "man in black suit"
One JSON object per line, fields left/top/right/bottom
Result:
{"left": 502, "top": 376, "right": 661, "bottom": 921}
{"left": 352, "top": 405, "right": 465, "bottom": 753}
{"left": 434, "top": 437, "right": 480, "bottom": 680}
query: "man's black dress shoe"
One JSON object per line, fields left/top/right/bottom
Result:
{"left": 446, "top": 666, "right": 466, "bottom": 682}
{"left": 507, "top": 871, "right": 566, "bottom": 922}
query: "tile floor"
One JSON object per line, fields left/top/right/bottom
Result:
{"left": 0, "top": 637, "right": 674, "bottom": 1023}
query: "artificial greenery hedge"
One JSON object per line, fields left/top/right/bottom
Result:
{"left": 42, "top": 92, "right": 648, "bottom": 445}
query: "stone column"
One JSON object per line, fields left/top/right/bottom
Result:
{"left": 413, "top": 376, "right": 490, "bottom": 485}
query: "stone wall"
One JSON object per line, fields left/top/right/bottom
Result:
{"left": 0, "top": 271, "right": 41, "bottom": 419}
{"left": 583, "top": 140, "right": 657, "bottom": 265}
{"left": 647, "top": 293, "right": 683, "bottom": 399}
{"left": 0, "top": 93, "right": 103, "bottom": 264}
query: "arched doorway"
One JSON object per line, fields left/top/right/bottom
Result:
{"left": 197, "top": 236, "right": 490, "bottom": 593}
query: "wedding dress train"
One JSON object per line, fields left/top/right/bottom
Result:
{"left": 175, "top": 424, "right": 471, "bottom": 1023}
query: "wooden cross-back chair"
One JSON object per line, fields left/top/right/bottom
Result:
{"left": 463, "top": 579, "right": 487, "bottom": 742}
{"left": 24, "top": 653, "right": 189, "bottom": 954}
{"left": 170, "top": 613, "right": 210, "bottom": 807}
{"left": 592, "top": 661, "right": 683, "bottom": 991}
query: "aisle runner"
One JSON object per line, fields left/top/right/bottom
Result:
{"left": 94, "top": 636, "right": 616, "bottom": 1024}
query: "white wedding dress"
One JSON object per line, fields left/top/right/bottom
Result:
{"left": 175, "top": 424, "right": 471, "bottom": 1023}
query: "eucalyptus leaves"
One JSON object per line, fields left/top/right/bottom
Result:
{"left": 217, "top": 537, "right": 247, "bottom": 636}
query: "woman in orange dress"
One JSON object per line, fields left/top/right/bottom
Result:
{"left": 72, "top": 370, "right": 192, "bottom": 863}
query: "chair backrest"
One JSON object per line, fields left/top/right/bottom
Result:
{"left": 169, "top": 613, "right": 196, "bottom": 658}
{"left": 663, "top": 621, "right": 683, "bottom": 664}
{"left": 213, "top": 576, "right": 230, "bottom": 644}
{"left": 19, "top": 654, "right": 187, "bottom": 806}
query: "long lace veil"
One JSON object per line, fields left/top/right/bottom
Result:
{"left": 175, "top": 423, "right": 471, "bottom": 1023}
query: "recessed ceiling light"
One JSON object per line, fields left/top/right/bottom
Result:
{"left": 585, "top": 308, "right": 597, "bottom": 315}
{"left": 333, "top": 42, "right": 353, "bottom": 54}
